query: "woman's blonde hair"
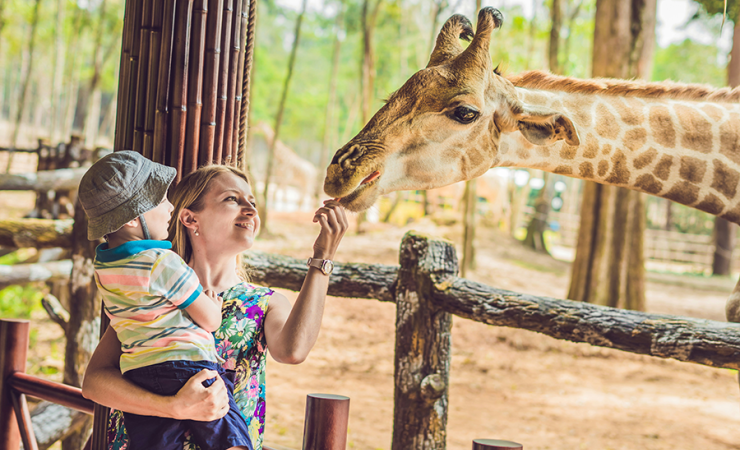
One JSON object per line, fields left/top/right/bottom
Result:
{"left": 168, "top": 165, "right": 251, "bottom": 281}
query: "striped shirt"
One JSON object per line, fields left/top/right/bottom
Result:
{"left": 94, "top": 240, "right": 218, "bottom": 373}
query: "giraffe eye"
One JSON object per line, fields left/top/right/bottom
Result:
{"left": 452, "top": 106, "right": 479, "bottom": 124}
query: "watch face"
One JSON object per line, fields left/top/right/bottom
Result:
{"left": 321, "top": 260, "right": 334, "bottom": 275}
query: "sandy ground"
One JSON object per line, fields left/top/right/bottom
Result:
{"left": 14, "top": 208, "right": 740, "bottom": 450}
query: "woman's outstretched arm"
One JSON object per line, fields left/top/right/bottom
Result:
{"left": 264, "top": 200, "right": 348, "bottom": 364}
{"left": 82, "top": 326, "right": 230, "bottom": 420}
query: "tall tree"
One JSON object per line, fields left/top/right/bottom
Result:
{"left": 5, "top": 0, "right": 42, "bottom": 173}
{"left": 48, "top": 0, "right": 66, "bottom": 143}
{"left": 261, "top": 0, "right": 308, "bottom": 233}
{"left": 694, "top": 0, "right": 740, "bottom": 275}
{"left": 567, "top": 0, "right": 656, "bottom": 311}
{"left": 315, "top": 0, "right": 345, "bottom": 205}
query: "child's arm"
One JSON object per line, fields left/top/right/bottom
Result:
{"left": 184, "top": 289, "right": 223, "bottom": 332}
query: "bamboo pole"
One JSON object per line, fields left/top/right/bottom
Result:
{"left": 123, "top": 0, "right": 145, "bottom": 150}
{"left": 152, "top": 0, "right": 178, "bottom": 165}
{"left": 113, "top": 0, "right": 134, "bottom": 150}
{"left": 222, "top": 0, "right": 243, "bottom": 163}
{"left": 238, "top": 0, "right": 257, "bottom": 172}
{"left": 184, "top": 0, "right": 208, "bottom": 173}
{"left": 232, "top": 0, "right": 249, "bottom": 162}
{"left": 143, "top": 0, "right": 165, "bottom": 159}
{"left": 169, "top": 0, "right": 195, "bottom": 181}
{"left": 132, "top": 0, "right": 153, "bottom": 154}
{"left": 199, "top": 0, "right": 224, "bottom": 166}
{"left": 214, "top": 0, "right": 234, "bottom": 164}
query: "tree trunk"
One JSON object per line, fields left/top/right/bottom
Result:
{"left": 78, "top": 0, "right": 109, "bottom": 145}
{"left": 315, "top": 1, "right": 345, "bottom": 204}
{"left": 548, "top": 0, "right": 562, "bottom": 74}
{"left": 523, "top": 172, "right": 552, "bottom": 253}
{"left": 260, "top": 0, "right": 307, "bottom": 234}
{"left": 461, "top": 179, "right": 477, "bottom": 277}
{"left": 61, "top": 199, "right": 100, "bottom": 450}
{"left": 567, "top": 0, "right": 655, "bottom": 310}
{"left": 49, "top": 0, "right": 66, "bottom": 144}
{"left": 5, "top": 0, "right": 42, "bottom": 173}
{"left": 711, "top": 8, "right": 740, "bottom": 276}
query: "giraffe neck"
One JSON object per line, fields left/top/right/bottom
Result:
{"left": 495, "top": 87, "right": 740, "bottom": 224}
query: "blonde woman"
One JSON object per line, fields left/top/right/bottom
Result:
{"left": 82, "top": 165, "right": 348, "bottom": 449}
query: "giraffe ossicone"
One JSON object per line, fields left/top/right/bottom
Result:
{"left": 323, "top": 7, "right": 740, "bottom": 322}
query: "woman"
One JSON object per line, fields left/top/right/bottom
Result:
{"left": 82, "top": 165, "right": 349, "bottom": 449}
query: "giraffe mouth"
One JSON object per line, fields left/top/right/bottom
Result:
{"left": 337, "top": 170, "right": 382, "bottom": 211}
{"left": 360, "top": 171, "right": 381, "bottom": 185}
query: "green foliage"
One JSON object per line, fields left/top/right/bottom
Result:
{"left": 0, "top": 284, "right": 44, "bottom": 319}
{"left": 693, "top": 0, "right": 739, "bottom": 22}
{"left": 652, "top": 39, "right": 726, "bottom": 85}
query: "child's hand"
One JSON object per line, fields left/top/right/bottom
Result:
{"left": 312, "top": 200, "right": 349, "bottom": 260}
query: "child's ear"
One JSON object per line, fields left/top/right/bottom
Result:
{"left": 121, "top": 218, "right": 139, "bottom": 229}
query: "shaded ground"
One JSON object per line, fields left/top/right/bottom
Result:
{"left": 14, "top": 208, "right": 740, "bottom": 450}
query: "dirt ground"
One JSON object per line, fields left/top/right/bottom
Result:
{"left": 14, "top": 206, "right": 740, "bottom": 450}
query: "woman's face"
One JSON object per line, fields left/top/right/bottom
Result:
{"left": 189, "top": 172, "right": 260, "bottom": 254}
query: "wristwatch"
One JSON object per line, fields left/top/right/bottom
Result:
{"left": 307, "top": 257, "right": 334, "bottom": 275}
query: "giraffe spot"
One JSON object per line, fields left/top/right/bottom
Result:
{"left": 563, "top": 95, "right": 594, "bottom": 129}
{"left": 536, "top": 144, "right": 550, "bottom": 157}
{"left": 633, "top": 148, "right": 658, "bottom": 170}
{"left": 711, "top": 159, "right": 740, "bottom": 199}
{"left": 498, "top": 140, "right": 509, "bottom": 155}
{"left": 595, "top": 104, "right": 620, "bottom": 140}
{"left": 634, "top": 174, "right": 663, "bottom": 195}
{"left": 649, "top": 105, "right": 676, "bottom": 148}
{"left": 675, "top": 104, "right": 712, "bottom": 153}
{"left": 579, "top": 162, "right": 594, "bottom": 179}
{"left": 695, "top": 193, "right": 725, "bottom": 216}
{"left": 664, "top": 181, "right": 700, "bottom": 206}
{"left": 516, "top": 148, "right": 531, "bottom": 160}
{"left": 624, "top": 128, "right": 647, "bottom": 152}
{"left": 597, "top": 160, "right": 609, "bottom": 177}
{"left": 701, "top": 104, "right": 725, "bottom": 123}
{"left": 583, "top": 134, "right": 599, "bottom": 159}
{"left": 554, "top": 165, "right": 573, "bottom": 175}
{"left": 613, "top": 97, "right": 644, "bottom": 126}
{"left": 719, "top": 113, "right": 740, "bottom": 165}
{"left": 721, "top": 203, "right": 740, "bottom": 225}
{"left": 560, "top": 145, "right": 577, "bottom": 160}
{"left": 605, "top": 151, "right": 629, "bottom": 185}
{"left": 654, "top": 155, "right": 673, "bottom": 181}
{"left": 602, "top": 143, "right": 612, "bottom": 155}
{"left": 679, "top": 156, "right": 707, "bottom": 183}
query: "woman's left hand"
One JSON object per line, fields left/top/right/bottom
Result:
{"left": 311, "top": 200, "right": 349, "bottom": 260}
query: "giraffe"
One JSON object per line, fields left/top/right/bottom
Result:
{"left": 322, "top": 7, "right": 740, "bottom": 322}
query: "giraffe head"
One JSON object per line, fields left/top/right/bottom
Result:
{"left": 324, "top": 7, "right": 580, "bottom": 212}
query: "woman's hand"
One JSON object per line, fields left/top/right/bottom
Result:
{"left": 170, "top": 369, "right": 230, "bottom": 421}
{"left": 311, "top": 200, "right": 349, "bottom": 260}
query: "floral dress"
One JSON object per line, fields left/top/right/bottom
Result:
{"left": 106, "top": 282, "right": 273, "bottom": 450}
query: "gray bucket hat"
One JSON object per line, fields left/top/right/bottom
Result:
{"left": 78, "top": 150, "right": 177, "bottom": 241}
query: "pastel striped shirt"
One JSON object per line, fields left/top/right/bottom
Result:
{"left": 94, "top": 240, "right": 218, "bottom": 373}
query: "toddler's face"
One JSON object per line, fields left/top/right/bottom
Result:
{"left": 141, "top": 195, "right": 174, "bottom": 240}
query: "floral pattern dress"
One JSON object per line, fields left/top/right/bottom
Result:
{"left": 106, "top": 282, "right": 273, "bottom": 450}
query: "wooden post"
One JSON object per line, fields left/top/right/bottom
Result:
{"left": 0, "top": 319, "right": 30, "bottom": 450}
{"left": 392, "top": 232, "right": 456, "bottom": 450}
{"left": 301, "top": 393, "right": 350, "bottom": 450}
{"left": 472, "top": 439, "right": 523, "bottom": 450}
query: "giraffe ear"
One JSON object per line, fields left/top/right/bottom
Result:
{"left": 516, "top": 105, "right": 580, "bottom": 146}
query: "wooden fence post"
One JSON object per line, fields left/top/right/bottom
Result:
{"left": 302, "top": 393, "right": 350, "bottom": 450}
{"left": 0, "top": 319, "right": 30, "bottom": 450}
{"left": 392, "top": 232, "right": 457, "bottom": 450}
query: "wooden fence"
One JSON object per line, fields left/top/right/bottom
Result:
{"left": 521, "top": 208, "right": 720, "bottom": 271}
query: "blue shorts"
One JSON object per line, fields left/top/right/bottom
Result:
{"left": 123, "top": 360, "right": 252, "bottom": 450}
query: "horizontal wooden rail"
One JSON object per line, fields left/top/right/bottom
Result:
{"left": 0, "top": 260, "right": 73, "bottom": 287}
{"left": 0, "top": 168, "right": 88, "bottom": 192}
{"left": 0, "top": 219, "right": 74, "bottom": 249}
{"left": 243, "top": 250, "right": 740, "bottom": 370}
{"left": 8, "top": 372, "right": 94, "bottom": 415}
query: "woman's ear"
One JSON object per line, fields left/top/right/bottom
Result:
{"left": 179, "top": 208, "right": 197, "bottom": 231}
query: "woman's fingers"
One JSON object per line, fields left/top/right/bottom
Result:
{"left": 175, "top": 369, "right": 229, "bottom": 421}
